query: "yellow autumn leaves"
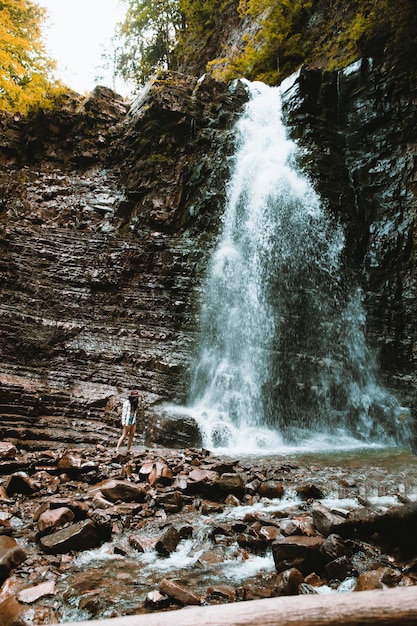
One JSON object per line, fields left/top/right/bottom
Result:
{"left": 0, "top": 0, "right": 62, "bottom": 112}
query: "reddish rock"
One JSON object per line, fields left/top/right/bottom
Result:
{"left": 219, "top": 472, "right": 246, "bottom": 494}
{"left": 237, "top": 532, "right": 267, "bottom": 551}
{"left": 37, "top": 506, "right": 75, "bottom": 534}
{"left": 0, "top": 536, "right": 16, "bottom": 551}
{"left": 296, "top": 483, "right": 325, "bottom": 500}
{"left": 39, "top": 519, "right": 101, "bottom": 554}
{"left": 198, "top": 549, "right": 225, "bottom": 564}
{"left": 4, "top": 472, "right": 36, "bottom": 496}
{"left": 159, "top": 577, "right": 201, "bottom": 605}
{"left": 57, "top": 452, "right": 96, "bottom": 473}
{"left": 154, "top": 490, "right": 183, "bottom": 513}
{"left": 0, "top": 596, "right": 27, "bottom": 626}
{"left": 188, "top": 468, "right": 220, "bottom": 484}
{"left": 258, "top": 480, "right": 284, "bottom": 499}
{"left": 325, "top": 555, "right": 355, "bottom": 581}
{"left": 129, "top": 535, "right": 158, "bottom": 552}
{"left": 145, "top": 589, "right": 171, "bottom": 609}
{"left": 99, "top": 479, "right": 147, "bottom": 502}
{"left": 311, "top": 502, "right": 348, "bottom": 536}
{"left": 259, "top": 524, "right": 281, "bottom": 542}
{"left": 275, "top": 567, "right": 305, "bottom": 595}
{"left": 272, "top": 536, "right": 326, "bottom": 575}
{"left": 224, "top": 493, "right": 241, "bottom": 506}
{"left": 206, "top": 584, "right": 236, "bottom": 603}
{"left": 0, "top": 486, "right": 12, "bottom": 502}
{"left": 355, "top": 567, "right": 403, "bottom": 591}
{"left": 18, "top": 580, "right": 56, "bottom": 604}
{"left": 0, "top": 577, "right": 20, "bottom": 604}
{"left": 0, "top": 443, "right": 17, "bottom": 459}
{"left": 0, "top": 545, "right": 27, "bottom": 584}
{"left": 320, "top": 533, "right": 351, "bottom": 560}
{"left": 280, "top": 519, "right": 303, "bottom": 536}
{"left": 304, "top": 572, "right": 324, "bottom": 587}
{"left": 148, "top": 461, "right": 174, "bottom": 486}
{"left": 155, "top": 525, "right": 180, "bottom": 556}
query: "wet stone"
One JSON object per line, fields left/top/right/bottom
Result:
{"left": 159, "top": 577, "right": 201, "bottom": 606}
{"left": 0, "top": 546, "right": 27, "bottom": 584}
{"left": 145, "top": 590, "right": 171, "bottom": 609}
{"left": 297, "top": 483, "right": 325, "bottom": 500}
{"left": 37, "top": 506, "right": 75, "bottom": 535}
{"left": 320, "top": 533, "right": 352, "bottom": 560}
{"left": 355, "top": 566, "right": 403, "bottom": 591}
{"left": 219, "top": 472, "right": 246, "bottom": 495}
{"left": 155, "top": 525, "right": 181, "bottom": 556}
{"left": 99, "top": 479, "right": 147, "bottom": 502}
{"left": 18, "top": 580, "right": 56, "bottom": 604}
{"left": 206, "top": 584, "right": 236, "bottom": 603}
{"left": 325, "top": 555, "right": 356, "bottom": 581}
{"left": 39, "top": 519, "right": 101, "bottom": 554}
{"left": 5, "top": 473, "right": 36, "bottom": 496}
{"left": 275, "top": 567, "right": 305, "bottom": 595}
{"left": 154, "top": 490, "right": 183, "bottom": 513}
{"left": 258, "top": 480, "right": 285, "bottom": 499}
{"left": 272, "top": 536, "right": 326, "bottom": 576}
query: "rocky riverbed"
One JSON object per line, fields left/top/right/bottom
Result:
{"left": 0, "top": 432, "right": 417, "bottom": 625}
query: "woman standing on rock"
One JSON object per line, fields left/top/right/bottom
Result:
{"left": 116, "top": 390, "right": 144, "bottom": 453}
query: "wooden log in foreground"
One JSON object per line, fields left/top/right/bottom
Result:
{"left": 52, "top": 587, "right": 417, "bottom": 626}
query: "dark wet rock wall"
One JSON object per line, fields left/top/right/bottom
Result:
{"left": 1, "top": 60, "right": 417, "bottom": 444}
{"left": 280, "top": 59, "right": 417, "bottom": 425}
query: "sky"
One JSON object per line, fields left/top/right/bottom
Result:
{"left": 36, "top": 0, "right": 132, "bottom": 97}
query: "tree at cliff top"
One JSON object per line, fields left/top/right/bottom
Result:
{"left": 115, "top": 0, "right": 417, "bottom": 88}
{"left": 116, "top": 0, "right": 234, "bottom": 86}
{"left": 117, "top": 0, "right": 183, "bottom": 87}
{"left": 0, "top": 0, "right": 60, "bottom": 112}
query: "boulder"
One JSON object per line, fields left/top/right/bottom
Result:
{"left": 275, "top": 567, "right": 305, "bottom": 595}
{"left": 272, "top": 536, "right": 326, "bottom": 576}
{"left": 37, "top": 506, "right": 75, "bottom": 534}
{"left": 39, "top": 519, "right": 101, "bottom": 554}
{"left": 99, "top": 479, "right": 147, "bottom": 502}
{"left": 258, "top": 480, "right": 285, "bottom": 499}
{"left": 156, "top": 525, "right": 181, "bottom": 556}
{"left": 4, "top": 472, "right": 36, "bottom": 496}
{"left": 159, "top": 578, "right": 201, "bottom": 606}
{"left": 144, "top": 410, "right": 203, "bottom": 449}
{"left": 0, "top": 545, "right": 27, "bottom": 584}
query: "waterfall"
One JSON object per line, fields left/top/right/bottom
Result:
{"left": 186, "top": 78, "right": 409, "bottom": 453}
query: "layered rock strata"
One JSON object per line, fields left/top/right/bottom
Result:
{"left": 0, "top": 77, "right": 247, "bottom": 438}
{"left": 0, "top": 59, "right": 417, "bottom": 445}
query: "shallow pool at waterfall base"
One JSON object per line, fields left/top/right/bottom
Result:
{"left": 38, "top": 447, "right": 417, "bottom": 622}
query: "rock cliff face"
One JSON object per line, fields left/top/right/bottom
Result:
{"left": 0, "top": 77, "right": 248, "bottom": 444}
{"left": 0, "top": 59, "right": 416, "bottom": 446}
{"left": 280, "top": 59, "right": 417, "bottom": 428}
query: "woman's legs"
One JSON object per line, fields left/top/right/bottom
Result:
{"left": 116, "top": 425, "right": 129, "bottom": 451}
{"left": 116, "top": 425, "right": 136, "bottom": 451}
{"left": 127, "top": 425, "right": 136, "bottom": 451}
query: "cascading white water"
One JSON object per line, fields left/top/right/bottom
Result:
{"left": 186, "top": 78, "right": 409, "bottom": 453}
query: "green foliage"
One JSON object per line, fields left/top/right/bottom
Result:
{"left": 209, "top": 0, "right": 312, "bottom": 83}
{"left": 176, "top": 0, "right": 231, "bottom": 64}
{"left": 207, "top": 0, "right": 417, "bottom": 85}
{"left": 0, "top": 0, "right": 59, "bottom": 112}
{"left": 117, "top": 0, "right": 183, "bottom": 87}
{"left": 116, "top": 0, "right": 417, "bottom": 89}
